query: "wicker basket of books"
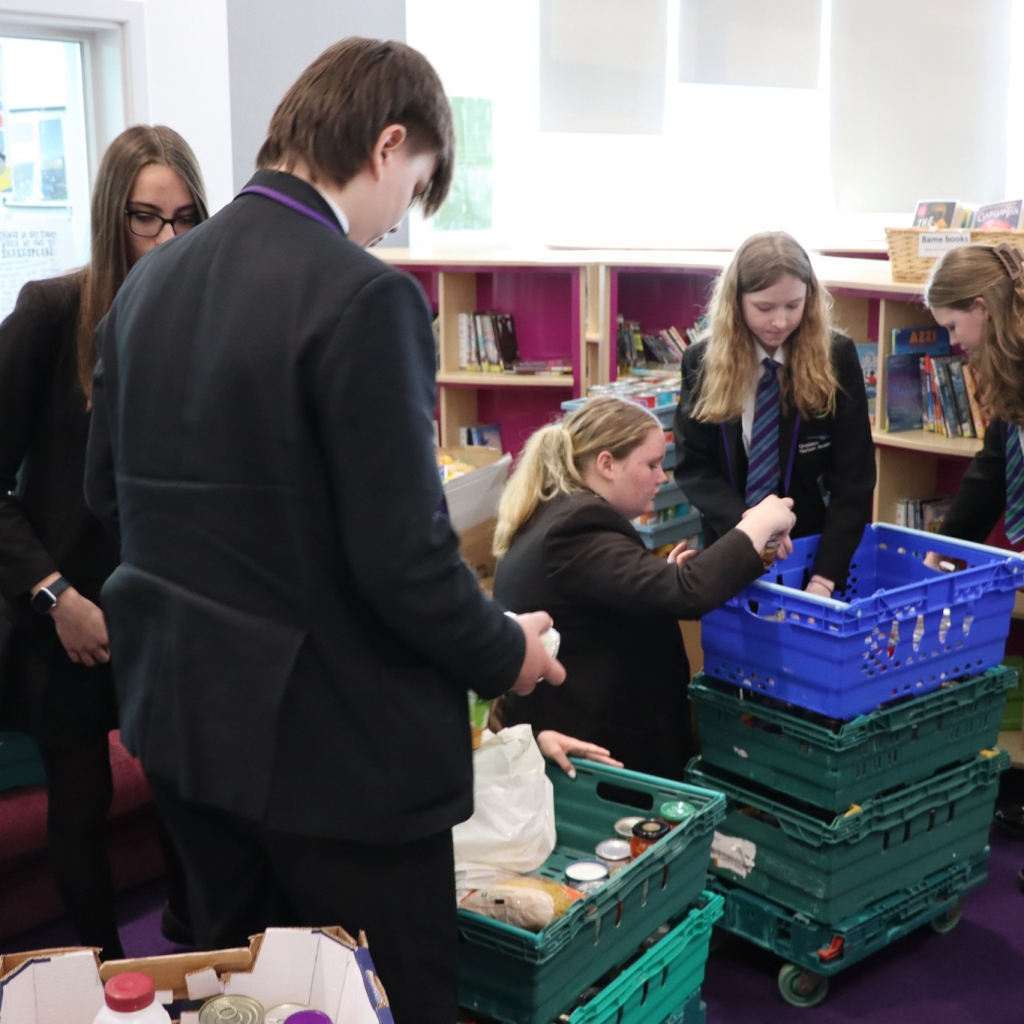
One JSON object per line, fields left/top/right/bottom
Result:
{"left": 885, "top": 227, "right": 1024, "bottom": 284}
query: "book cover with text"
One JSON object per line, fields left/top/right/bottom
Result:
{"left": 854, "top": 343, "right": 878, "bottom": 424}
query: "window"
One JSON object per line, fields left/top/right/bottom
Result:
{"left": 0, "top": 2, "right": 145, "bottom": 322}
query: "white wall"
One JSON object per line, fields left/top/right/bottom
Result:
{"left": 125, "top": 0, "right": 234, "bottom": 213}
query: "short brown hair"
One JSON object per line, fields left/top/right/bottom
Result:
{"left": 256, "top": 37, "right": 455, "bottom": 216}
{"left": 77, "top": 124, "right": 208, "bottom": 402}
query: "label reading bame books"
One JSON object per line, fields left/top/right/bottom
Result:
{"left": 918, "top": 231, "right": 970, "bottom": 257}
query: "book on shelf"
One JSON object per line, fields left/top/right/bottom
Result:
{"left": 891, "top": 325, "right": 951, "bottom": 357}
{"left": 854, "top": 343, "right": 878, "bottom": 425}
{"left": 685, "top": 317, "right": 710, "bottom": 347}
{"left": 931, "top": 357, "right": 960, "bottom": 438}
{"left": 473, "top": 311, "right": 503, "bottom": 370}
{"left": 895, "top": 494, "right": 954, "bottom": 532}
{"left": 493, "top": 312, "right": 520, "bottom": 368}
{"left": 508, "top": 359, "right": 573, "bottom": 375}
{"left": 885, "top": 354, "right": 923, "bottom": 432}
{"left": 919, "top": 355, "right": 935, "bottom": 432}
{"left": 912, "top": 199, "right": 971, "bottom": 230}
{"left": 964, "top": 362, "right": 988, "bottom": 437}
{"left": 462, "top": 422, "right": 503, "bottom": 451}
{"left": 973, "top": 199, "right": 1024, "bottom": 231}
{"left": 945, "top": 358, "right": 976, "bottom": 438}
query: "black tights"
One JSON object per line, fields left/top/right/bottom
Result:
{"left": 37, "top": 735, "right": 125, "bottom": 960}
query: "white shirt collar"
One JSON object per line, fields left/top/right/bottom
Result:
{"left": 313, "top": 186, "right": 350, "bottom": 236}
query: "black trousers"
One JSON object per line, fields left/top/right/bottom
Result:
{"left": 37, "top": 735, "right": 124, "bottom": 960}
{"left": 148, "top": 776, "right": 459, "bottom": 1024}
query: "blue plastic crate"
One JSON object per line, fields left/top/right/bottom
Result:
{"left": 652, "top": 480, "right": 689, "bottom": 514}
{"left": 701, "top": 524, "right": 1024, "bottom": 718}
{"left": 458, "top": 761, "right": 725, "bottom": 1024}
{"left": 568, "top": 893, "right": 721, "bottom": 1024}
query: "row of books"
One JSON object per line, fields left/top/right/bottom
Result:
{"left": 894, "top": 494, "right": 953, "bottom": 533}
{"left": 912, "top": 198, "right": 1024, "bottom": 231}
{"left": 455, "top": 312, "right": 571, "bottom": 376}
{"left": 458, "top": 310, "right": 520, "bottom": 371}
{"left": 617, "top": 315, "right": 710, "bottom": 369}
{"left": 884, "top": 324, "right": 989, "bottom": 437}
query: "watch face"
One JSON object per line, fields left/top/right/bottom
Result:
{"left": 30, "top": 587, "right": 57, "bottom": 614}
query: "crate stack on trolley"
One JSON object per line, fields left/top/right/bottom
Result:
{"left": 456, "top": 760, "right": 728, "bottom": 1024}
{"left": 683, "top": 523, "right": 1024, "bottom": 1007}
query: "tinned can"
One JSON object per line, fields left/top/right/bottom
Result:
{"left": 198, "top": 994, "right": 266, "bottom": 1023}
{"left": 594, "top": 838, "right": 631, "bottom": 874}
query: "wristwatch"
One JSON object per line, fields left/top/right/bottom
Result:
{"left": 29, "top": 575, "right": 72, "bottom": 615}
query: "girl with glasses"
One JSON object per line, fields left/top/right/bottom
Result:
{"left": 0, "top": 125, "right": 207, "bottom": 959}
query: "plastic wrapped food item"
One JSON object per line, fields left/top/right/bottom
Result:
{"left": 460, "top": 876, "right": 584, "bottom": 931}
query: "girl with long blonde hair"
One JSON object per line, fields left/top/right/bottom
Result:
{"left": 674, "top": 231, "right": 875, "bottom": 597}
{"left": 492, "top": 396, "right": 795, "bottom": 781}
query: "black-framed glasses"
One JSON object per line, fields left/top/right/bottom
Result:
{"left": 125, "top": 209, "right": 200, "bottom": 238}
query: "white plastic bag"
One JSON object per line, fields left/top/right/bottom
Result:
{"left": 453, "top": 725, "right": 556, "bottom": 902}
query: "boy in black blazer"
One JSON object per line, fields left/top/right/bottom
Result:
{"left": 85, "top": 39, "right": 563, "bottom": 1021}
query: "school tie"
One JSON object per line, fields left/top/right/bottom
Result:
{"left": 746, "top": 357, "right": 781, "bottom": 505}
{"left": 1004, "top": 424, "right": 1024, "bottom": 543}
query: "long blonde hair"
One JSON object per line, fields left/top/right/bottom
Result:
{"left": 493, "top": 396, "right": 662, "bottom": 557}
{"left": 925, "top": 243, "right": 1024, "bottom": 424}
{"left": 76, "top": 125, "right": 208, "bottom": 404}
{"left": 692, "top": 231, "right": 838, "bottom": 422}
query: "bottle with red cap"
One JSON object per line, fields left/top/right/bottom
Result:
{"left": 93, "top": 972, "right": 172, "bottom": 1024}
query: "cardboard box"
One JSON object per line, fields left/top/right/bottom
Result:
{"left": 439, "top": 446, "right": 511, "bottom": 534}
{"left": 0, "top": 927, "right": 392, "bottom": 1024}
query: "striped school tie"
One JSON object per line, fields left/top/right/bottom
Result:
{"left": 746, "top": 358, "right": 781, "bottom": 505}
{"left": 1005, "top": 424, "right": 1024, "bottom": 543}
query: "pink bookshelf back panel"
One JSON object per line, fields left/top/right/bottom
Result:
{"left": 613, "top": 268, "right": 716, "bottom": 337}
{"left": 477, "top": 389, "right": 567, "bottom": 459}
{"left": 476, "top": 269, "right": 580, "bottom": 364}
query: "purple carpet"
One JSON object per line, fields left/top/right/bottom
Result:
{"left": 2, "top": 833, "right": 1021, "bottom": 1022}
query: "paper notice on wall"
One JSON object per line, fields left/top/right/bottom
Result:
{"left": 0, "top": 217, "right": 75, "bottom": 323}
{"left": 711, "top": 830, "right": 756, "bottom": 878}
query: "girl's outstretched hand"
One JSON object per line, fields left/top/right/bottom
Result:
{"left": 536, "top": 730, "right": 623, "bottom": 778}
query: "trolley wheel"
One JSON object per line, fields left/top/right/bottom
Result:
{"left": 929, "top": 899, "right": 965, "bottom": 934}
{"left": 778, "top": 963, "right": 829, "bottom": 1008}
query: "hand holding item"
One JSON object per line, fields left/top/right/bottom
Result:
{"left": 924, "top": 550, "right": 958, "bottom": 572}
{"left": 804, "top": 575, "right": 835, "bottom": 598}
{"left": 536, "top": 730, "right": 624, "bottom": 778}
{"left": 737, "top": 495, "right": 796, "bottom": 559}
{"left": 665, "top": 540, "right": 699, "bottom": 566}
{"left": 509, "top": 611, "right": 566, "bottom": 696}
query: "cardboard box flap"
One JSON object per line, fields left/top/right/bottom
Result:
{"left": 438, "top": 446, "right": 511, "bottom": 534}
{"left": 0, "top": 950, "right": 103, "bottom": 1024}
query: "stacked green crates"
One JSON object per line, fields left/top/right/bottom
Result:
{"left": 685, "top": 664, "right": 1015, "bottom": 1003}
{"left": 1001, "top": 656, "right": 1024, "bottom": 730}
{"left": 457, "top": 760, "right": 725, "bottom": 1024}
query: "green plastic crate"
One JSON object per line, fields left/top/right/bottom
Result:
{"left": 0, "top": 732, "right": 46, "bottom": 792}
{"left": 712, "top": 849, "right": 988, "bottom": 980}
{"left": 665, "top": 990, "right": 705, "bottom": 1024}
{"left": 457, "top": 761, "right": 726, "bottom": 1024}
{"left": 1000, "top": 657, "right": 1023, "bottom": 731}
{"left": 690, "top": 666, "right": 1015, "bottom": 812}
{"left": 568, "top": 893, "right": 721, "bottom": 1024}
{"left": 686, "top": 750, "right": 1008, "bottom": 925}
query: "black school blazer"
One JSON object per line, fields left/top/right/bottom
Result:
{"left": 673, "top": 332, "right": 875, "bottom": 589}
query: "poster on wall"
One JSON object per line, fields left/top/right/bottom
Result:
{"left": 0, "top": 217, "right": 74, "bottom": 322}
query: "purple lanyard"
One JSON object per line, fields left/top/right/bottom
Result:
{"left": 721, "top": 412, "right": 802, "bottom": 497}
{"left": 237, "top": 184, "right": 343, "bottom": 236}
